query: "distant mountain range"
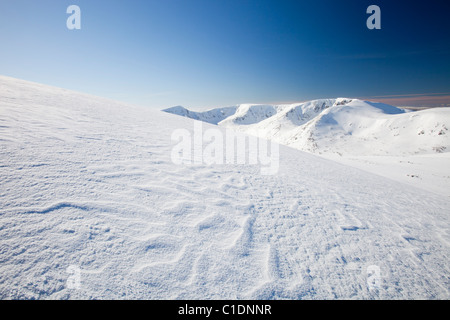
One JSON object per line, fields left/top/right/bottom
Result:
{"left": 164, "top": 98, "right": 450, "bottom": 157}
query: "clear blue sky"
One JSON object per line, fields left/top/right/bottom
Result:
{"left": 1, "top": 0, "right": 449, "bottom": 108}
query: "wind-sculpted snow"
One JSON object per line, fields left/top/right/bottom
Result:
{"left": 1, "top": 75, "right": 450, "bottom": 299}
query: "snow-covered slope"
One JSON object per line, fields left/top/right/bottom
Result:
{"left": 165, "top": 99, "right": 450, "bottom": 196}
{"left": 219, "top": 104, "right": 280, "bottom": 125}
{"left": 220, "top": 99, "right": 352, "bottom": 146}
{"left": 281, "top": 100, "right": 449, "bottom": 156}
{"left": 1, "top": 75, "right": 450, "bottom": 300}
{"left": 163, "top": 105, "right": 237, "bottom": 125}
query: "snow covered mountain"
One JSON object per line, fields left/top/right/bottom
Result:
{"left": 164, "top": 98, "right": 450, "bottom": 196}
{"left": 1, "top": 75, "right": 450, "bottom": 300}
{"left": 163, "top": 105, "right": 237, "bottom": 125}
{"left": 164, "top": 98, "right": 450, "bottom": 157}
{"left": 219, "top": 99, "right": 342, "bottom": 128}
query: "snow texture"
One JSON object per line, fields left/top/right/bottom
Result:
{"left": 1, "top": 75, "right": 450, "bottom": 300}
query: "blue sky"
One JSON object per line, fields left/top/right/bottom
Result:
{"left": 0, "top": 0, "right": 449, "bottom": 108}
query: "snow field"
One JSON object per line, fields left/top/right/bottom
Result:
{"left": 1, "top": 76, "right": 449, "bottom": 299}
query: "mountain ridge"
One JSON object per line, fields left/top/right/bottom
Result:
{"left": 163, "top": 98, "right": 449, "bottom": 157}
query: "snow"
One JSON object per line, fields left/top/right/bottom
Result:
{"left": 219, "top": 104, "right": 280, "bottom": 126}
{"left": 167, "top": 98, "right": 450, "bottom": 197}
{"left": 1, "top": 75, "right": 450, "bottom": 300}
{"left": 325, "top": 153, "right": 450, "bottom": 198}
{"left": 163, "top": 105, "right": 237, "bottom": 125}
